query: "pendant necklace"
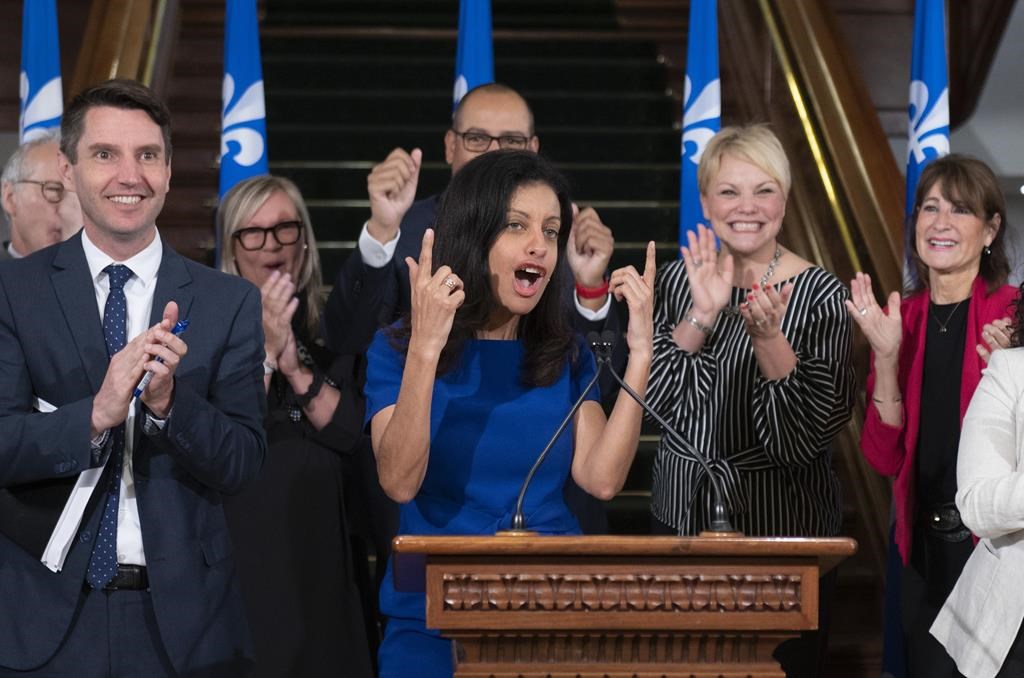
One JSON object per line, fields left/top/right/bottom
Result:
{"left": 723, "top": 246, "right": 782, "bottom": 316}
{"left": 931, "top": 299, "right": 964, "bottom": 334}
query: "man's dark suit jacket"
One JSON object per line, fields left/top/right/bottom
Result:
{"left": 0, "top": 233, "right": 267, "bottom": 674}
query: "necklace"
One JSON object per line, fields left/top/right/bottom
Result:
{"left": 723, "top": 246, "right": 782, "bottom": 316}
{"left": 930, "top": 299, "right": 965, "bottom": 334}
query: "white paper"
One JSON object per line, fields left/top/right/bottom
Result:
{"left": 33, "top": 396, "right": 101, "bottom": 573}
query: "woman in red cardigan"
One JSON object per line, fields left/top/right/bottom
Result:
{"left": 848, "top": 154, "right": 1017, "bottom": 676}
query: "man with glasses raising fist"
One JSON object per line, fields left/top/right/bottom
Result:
{"left": 326, "top": 82, "right": 618, "bottom": 357}
{"left": 1, "top": 132, "right": 82, "bottom": 259}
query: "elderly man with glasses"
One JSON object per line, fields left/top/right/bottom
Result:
{"left": 1, "top": 132, "right": 82, "bottom": 259}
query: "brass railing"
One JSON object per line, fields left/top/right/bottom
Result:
{"left": 70, "top": 0, "right": 179, "bottom": 97}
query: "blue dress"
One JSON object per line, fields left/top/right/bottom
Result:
{"left": 365, "top": 332, "right": 599, "bottom": 677}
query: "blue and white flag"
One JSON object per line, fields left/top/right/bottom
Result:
{"left": 679, "top": 0, "right": 720, "bottom": 248}
{"left": 453, "top": 0, "right": 494, "bottom": 107}
{"left": 905, "top": 0, "right": 948, "bottom": 280}
{"left": 906, "top": 0, "right": 949, "bottom": 213}
{"left": 19, "top": 0, "right": 63, "bottom": 142}
{"left": 220, "top": 0, "right": 268, "bottom": 199}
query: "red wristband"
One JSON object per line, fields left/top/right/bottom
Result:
{"left": 575, "top": 279, "right": 609, "bottom": 299}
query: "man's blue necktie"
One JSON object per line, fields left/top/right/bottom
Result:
{"left": 86, "top": 264, "right": 133, "bottom": 589}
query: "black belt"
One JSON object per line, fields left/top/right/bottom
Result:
{"left": 90, "top": 564, "right": 149, "bottom": 591}
{"left": 921, "top": 503, "right": 971, "bottom": 543}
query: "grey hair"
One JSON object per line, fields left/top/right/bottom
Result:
{"left": 1, "top": 130, "right": 62, "bottom": 220}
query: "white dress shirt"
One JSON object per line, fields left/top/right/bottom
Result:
{"left": 81, "top": 229, "right": 163, "bottom": 567}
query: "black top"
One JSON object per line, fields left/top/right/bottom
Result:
{"left": 916, "top": 298, "right": 970, "bottom": 510}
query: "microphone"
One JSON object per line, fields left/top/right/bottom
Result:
{"left": 592, "top": 330, "right": 735, "bottom": 533}
{"left": 508, "top": 342, "right": 606, "bottom": 532}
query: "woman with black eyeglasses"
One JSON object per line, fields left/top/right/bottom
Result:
{"left": 217, "top": 175, "right": 376, "bottom": 677}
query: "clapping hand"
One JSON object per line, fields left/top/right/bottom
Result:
{"left": 261, "top": 270, "right": 300, "bottom": 375}
{"left": 680, "top": 224, "right": 733, "bottom": 318}
{"left": 406, "top": 229, "right": 465, "bottom": 358}
{"left": 978, "top": 316, "right": 1013, "bottom": 363}
{"left": 846, "top": 272, "right": 902, "bottom": 362}
{"left": 741, "top": 281, "right": 794, "bottom": 339}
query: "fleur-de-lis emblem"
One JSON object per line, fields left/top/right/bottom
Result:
{"left": 681, "top": 75, "right": 720, "bottom": 164}
{"left": 907, "top": 80, "right": 949, "bottom": 164}
{"left": 220, "top": 74, "right": 266, "bottom": 167}
{"left": 19, "top": 72, "right": 63, "bottom": 142}
{"left": 453, "top": 75, "right": 469, "bottom": 105}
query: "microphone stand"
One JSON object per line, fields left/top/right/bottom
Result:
{"left": 507, "top": 363, "right": 605, "bottom": 533}
{"left": 591, "top": 332, "right": 736, "bottom": 534}
{"left": 506, "top": 332, "right": 736, "bottom": 535}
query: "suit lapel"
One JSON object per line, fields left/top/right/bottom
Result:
{"left": 51, "top": 233, "right": 107, "bottom": 394}
{"left": 135, "top": 246, "right": 194, "bottom": 449}
{"left": 150, "top": 245, "right": 194, "bottom": 326}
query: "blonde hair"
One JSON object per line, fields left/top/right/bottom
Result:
{"left": 217, "top": 175, "right": 324, "bottom": 338}
{"left": 697, "top": 124, "right": 791, "bottom": 197}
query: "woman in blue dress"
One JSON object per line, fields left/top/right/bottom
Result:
{"left": 364, "top": 150, "right": 656, "bottom": 677}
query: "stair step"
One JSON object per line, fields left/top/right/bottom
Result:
{"left": 265, "top": 89, "right": 677, "bottom": 126}
{"left": 261, "top": 34, "right": 662, "bottom": 60}
{"left": 271, "top": 164, "right": 681, "bottom": 203}
{"left": 261, "top": 55, "right": 666, "bottom": 91}
{"left": 261, "top": 125, "right": 681, "bottom": 163}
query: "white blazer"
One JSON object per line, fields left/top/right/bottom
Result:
{"left": 932, "top": 347, "right": 1024, "bottom": 678}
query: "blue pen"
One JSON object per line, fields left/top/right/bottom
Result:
{"left": 133, "top": 318, "right": 190, "bottom": 398}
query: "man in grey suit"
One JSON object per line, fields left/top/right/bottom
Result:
{"left": 0, "top": 80, "right": 266, "bottom": 676}
{"left": 1, "top": 131, "right": 82, "bottom": 259}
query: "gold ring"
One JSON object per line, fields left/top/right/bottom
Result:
{"left": 443, "top": 276, "right": 456, "bottom": 290}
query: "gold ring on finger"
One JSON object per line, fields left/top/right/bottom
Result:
{"left": 443, "top": 276, "right": 456, "bottom": 290}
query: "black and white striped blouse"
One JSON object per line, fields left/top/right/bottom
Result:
{"left": 647, "top": 261, "right": 855, "bottom": 537}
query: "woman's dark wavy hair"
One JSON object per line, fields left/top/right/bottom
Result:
{"left": 907, "top": 153, "right": 1009, "bottom": 295}
{"left": 390, "top": 150, "right": 576, "bottom": 386}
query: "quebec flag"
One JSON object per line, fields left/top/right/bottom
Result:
{"left": 905, "top": 0, "right": 948, "bottom": 280}
{"left": 19, "top": 0, "right": 63, "bottom": 143}
{"left": 220, "top": 0, "right": 268, "bottom": 199}
{"left": 453, "top": 0, "right": 494, "bottom": 107}
{"left": 679, "top": 0, "right": 720, "bottom": 248}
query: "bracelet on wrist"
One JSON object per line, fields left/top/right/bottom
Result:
{"left": 294, "top": 370, "right": 325, "bottom": 408}
{"left": 575, "top": 278, "right": 609, "bottom": 299}
{"left": 684, "top": 314, "right": 714, "bottom": 336}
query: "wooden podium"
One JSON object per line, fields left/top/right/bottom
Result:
{"left": 392, "top": 534, "right": 857, "bottom": 677}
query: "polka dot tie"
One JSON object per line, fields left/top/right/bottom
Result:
{"left": 86, "top": 264, "right": 133, "bottom": 589}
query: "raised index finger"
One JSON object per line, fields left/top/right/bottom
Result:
{"left": 417, "top": 228, "right": 435, "bottom": 282}
{"left": 642, "top": 241, "right": 657, "bottom": 287}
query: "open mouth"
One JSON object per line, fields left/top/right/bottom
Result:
{"left": 513, "top": 266, "right": 545, "bottom": 297}
{"left": 109, "top": 195, "right": 143, "bottom": 206}
{"left": 928, "top": 238, "right": 958, "bottom": 249}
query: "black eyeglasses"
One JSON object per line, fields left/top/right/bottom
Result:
{"left": 17, "top": 180, "right": 66, "bottom": 204}
{"left": 233, "top": 221, "right": 302, "bottom": 251}
{"left": 451, "top": 130, "right": 531, "bottom": 152}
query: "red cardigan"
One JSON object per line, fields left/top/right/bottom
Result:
{"left": 860, "top": 277, "right": 1018, "bottom": 565}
